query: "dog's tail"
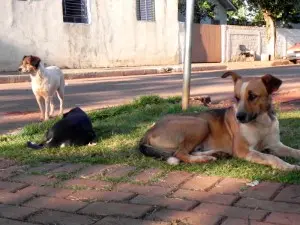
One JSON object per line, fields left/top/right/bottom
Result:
{"left": 138, "top": 137, "right": 180, "bottom": 165}
{"left": 27, "top": 141, "right": 44, "bottom": 150}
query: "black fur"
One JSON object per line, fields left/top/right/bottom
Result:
{"left": 29, "top": 55, "right": 41, "bottom": 69}
{"left": 139, "top": 143, "right": 174, "bottom": 160}
{"left": 27, "top": 142, "right": 44, "bottom": 150}
{"left": 27, "top": 107, "right": 96, "bottom": 149}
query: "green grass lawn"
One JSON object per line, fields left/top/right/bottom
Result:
{"left": 1, "top": 95, "right": 300, "bottom": 184}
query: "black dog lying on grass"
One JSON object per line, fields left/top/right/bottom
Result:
{"left": 27, "top": 107, "right": 96, "bottom": 149}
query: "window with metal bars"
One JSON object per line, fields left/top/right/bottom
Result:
{"left": 62, "top": 0, "right": 91, "bottom": 24}
{"left": 136, "top": 0, "right": 155, "bottom": 21}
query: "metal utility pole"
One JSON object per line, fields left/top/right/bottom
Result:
{"left": 182, "top": 0, "right": 195, "bottom": 110}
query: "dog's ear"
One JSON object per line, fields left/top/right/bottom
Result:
{"left": 261, "top": 74, "right": 282, "bottom": 94}
{"left": 221, "top": 71, "right": 241, "bottom": 84}
{"left": 29, "top": 55, "right": 41, "bottom": 68}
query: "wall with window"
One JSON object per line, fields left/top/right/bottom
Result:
{"left": 0, "top": 0, "right": 179, "bottom": 71}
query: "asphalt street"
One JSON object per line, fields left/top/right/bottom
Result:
{"left": 1, "top": 65, "right": 300, "bottom": 134}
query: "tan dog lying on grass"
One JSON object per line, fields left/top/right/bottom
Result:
{"left": 139, "top": 72, "right": 300, "bottom": 171}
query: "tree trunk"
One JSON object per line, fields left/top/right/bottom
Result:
{"left": 263, "top": 11, "right": 276, "bottom": 60}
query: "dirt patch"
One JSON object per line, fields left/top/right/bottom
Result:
{"left": 273, "top": 89, "right": 300, "bottom": 111}
{"left": 4, "top": 111, "right": 35, "bottom": 116}
{"left": 189, "top": 96, "right": 234, "bottom": 109}
{"left": 279, "top": 100, "right": 300, "bottom": 111}
{"left": 190, "top": 89, "right": 300, "bottom": 111}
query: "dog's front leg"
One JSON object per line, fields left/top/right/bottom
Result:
{"left": 35, "top": 95, "right": 44, "bottom": 120}
{"left": 56, "top": 89, "right": 64, "bottom": 116}
{"left": 268, "top": 142, "right": 300, "bottom": 160}
{"left": 234, "top": 137, "right": 300, "bottom": 171}
{"left": 44, "top": 97, "right": 50, "bottom": 121}
{"left": 244, "top": 150, "right": 300, "bottom": 171}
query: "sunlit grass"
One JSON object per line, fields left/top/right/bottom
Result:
{"left": 1, "top": 95, "right": 300, "bottom": 183}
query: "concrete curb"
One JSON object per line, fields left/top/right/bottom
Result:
{"left": 0, "top": 65, "right": 227, "bottom": 84}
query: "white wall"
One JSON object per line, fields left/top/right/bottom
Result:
{"left": 222, "top": 25, "right": 300, "bottom": 62}
{"left": 178, "top": 22, "right": 185, "bottom": 64}
{"left": 0, "top": 0, "right": 180, "bottom": 71}
{"left": 222, "top": 25, "right": 264, "bottom": 62}
{"left": 277, "top": 28, "right": 300, "bottom": 57}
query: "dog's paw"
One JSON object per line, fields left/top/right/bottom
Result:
{"left": 292, "top": 165, "right": 300, "bottom": 171}
{"left": 39, "top": 116, "right": 44, "bottom": 121}
{"left": 27, "top": 141, "right": 43, "bottom": 150}
{"left": 27, "top": 141, "right": 34, "bottom": 147}
{"left": 279, "top": 164, "right": 300, "bottom": 171}
{"left": 88, "top": 142, "right": 97, "bottom": 146}
{"left": 206, "top": 156, "right": 217, "bottom": 161}
{"left": 44, "top": 117, "right": 50, "bottom": 121}
{"left": 190, "top": 155, "right": 216, "bottom": 163}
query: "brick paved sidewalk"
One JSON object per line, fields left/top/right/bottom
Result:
{"left": 0, "top": 158, "right": 298, "bottom": 225}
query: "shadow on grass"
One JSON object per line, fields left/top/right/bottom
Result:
{"left": 0, "top": 96, "right": 199, "bottom": 166}
{"left": 1, "top": 96, "right": 300, "bottom": 183}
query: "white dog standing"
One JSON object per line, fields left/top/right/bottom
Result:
{"left": 18, "top": 55, "right": 65, "bottom": 121}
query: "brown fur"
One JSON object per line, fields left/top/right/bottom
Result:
{"left": 19, "top": 56, "right": 41, "bottom": 73}
{"left": 139, "top": 72, "right": 300, "bottom": 171}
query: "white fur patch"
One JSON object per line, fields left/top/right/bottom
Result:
{"left": 46, "top": 138, "right": 53, "bottom": 144}
{"left": 240, "top": 82, "right": 249, "bottom": 98}
{"left": 239, "top": 82, "right": 249, "bottom": 110}
{"left": 167, "top": 157, "right": 180, "bottom": 165}
{"left": 240, "top": 113, "right": 280, "bottom": 150}
{"left": 88, "top": 142, "right": 97, "bottom": 146}
{"left": 60, "top": 143, "right": 66, "bottom": 148}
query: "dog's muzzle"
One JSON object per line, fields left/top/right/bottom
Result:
{"left": 236, "top": 111, "right": 257, "bottom": 123}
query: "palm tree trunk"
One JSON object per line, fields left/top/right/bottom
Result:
{"left": 263, "top": 11, "right": 276, "bottom": 60}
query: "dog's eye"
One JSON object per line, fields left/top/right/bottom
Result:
{"left": 248, "top": 92, "right": 258, "bottom": 101}
{"left": 235, "top": 96, "right": 240, "bottom": 102}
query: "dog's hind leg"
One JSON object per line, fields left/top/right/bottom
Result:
{"left": 141, "top": 116, "right": 213, "bottom": 165}
{"left": 175, "top": 151, "right": 216, "bottom": 164}
{"left": 57, "top": 88, "right": 64, "bottom": 116}
{"left": 192, "top": 150, "right": 219, "bottom": 156}
{"left": 174, "top": 141, "right": 216, "bottom": 164}
{"left": 49, "top": 97, "right": 55, "bottom": 117}
{"left": 44, "top": 97, "right": 50, "bottom": 121}
{"left": 192, "top": 150, "right": 232, "bottom": 159}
